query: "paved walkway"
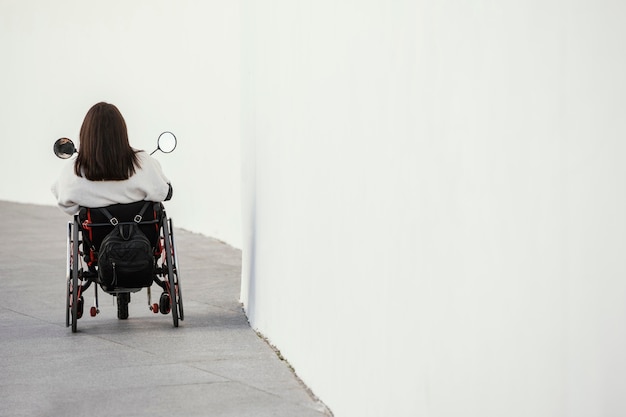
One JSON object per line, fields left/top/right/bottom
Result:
{"left": 0, "top": 201, "right": 330, "bottom": 417}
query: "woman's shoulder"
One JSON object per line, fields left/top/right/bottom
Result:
{"left": 135, "top": 150, "right": 163, "bottom": 171}
{"left": 135, "top": 150, "right": 153, "bottom": 164}
{"left": 60, "top": 157, "right": 79, "bottom": 177}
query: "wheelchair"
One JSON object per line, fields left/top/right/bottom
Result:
{"left": 66, "top": 200, "right": 183, "bottom": 332}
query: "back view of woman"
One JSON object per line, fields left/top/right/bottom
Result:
{"left": 52, "top": 102, "right": 172, "bottom": 214}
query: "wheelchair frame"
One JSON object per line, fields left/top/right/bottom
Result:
{"left": 65, "top": 202, "right": 184, "bottom": 332}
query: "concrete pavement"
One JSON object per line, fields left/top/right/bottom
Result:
{"left": 0, "top": 200, "right": 331, "bottom": 417}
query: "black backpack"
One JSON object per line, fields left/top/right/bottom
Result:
{"left": 97, "top": 202, "right": 155, "bottom": 289}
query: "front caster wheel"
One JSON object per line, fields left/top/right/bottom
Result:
{"left": 159, "top": 292, "right": 171, "bottom": 315}
{"left": 76, "top": 296, "right": 84, "bottom": 319}
{"left": 117, "top": 293, "right": 130, "bottom": 320}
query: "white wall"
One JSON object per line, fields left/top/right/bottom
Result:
{"left": 0, "top": 0, "right": 241, "bottom": 247}
{"left": 4, "top": 1, "right": 626, "bottom": 416}
{"left": 241, "top": 1, "right": 626, "bottom": 416}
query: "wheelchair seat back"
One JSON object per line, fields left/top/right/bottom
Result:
{"left": 79, "top": 201, "right": 161, "bottom": 256}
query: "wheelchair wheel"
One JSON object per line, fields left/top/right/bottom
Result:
{"left": 117, "top": 293, "right": 130, "bottom": 320}
{"left": 66, "top": 222, "right": 71, "bottom": 327}
{"left": 168, "top": 218, "right": 184, "bottom": 321}
{"left": 69, "top": 217, "right": 80, "bottom": 333}
{"left": 161, "top": 215, "right": 179, "bottom": 327}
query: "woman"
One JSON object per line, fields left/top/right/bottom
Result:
{"left": 52, "top": 102, "right": 172, "bottom": 214}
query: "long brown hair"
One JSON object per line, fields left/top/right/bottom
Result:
{"left": 75, "top": 102, "right": 140, "bottom": 180}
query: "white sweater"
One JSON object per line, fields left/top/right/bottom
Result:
{"left": 51, "top": 151, "right": 171, "bottom": 215}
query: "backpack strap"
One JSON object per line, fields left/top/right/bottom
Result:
{"left": 98, "top": 207, "right": 118, "bottom": 226}
{"left": 98, "top": 202, "right": 152, "bottom": 226}
{"left": 133, "top": 202, "right": 152, "bottom": 223}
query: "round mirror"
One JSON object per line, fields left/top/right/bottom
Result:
{"left": 53, "top": 137, "right": 77, "bottom": 159}
{"left": 157, "top": 131, "right": 177, "bottom": 153}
